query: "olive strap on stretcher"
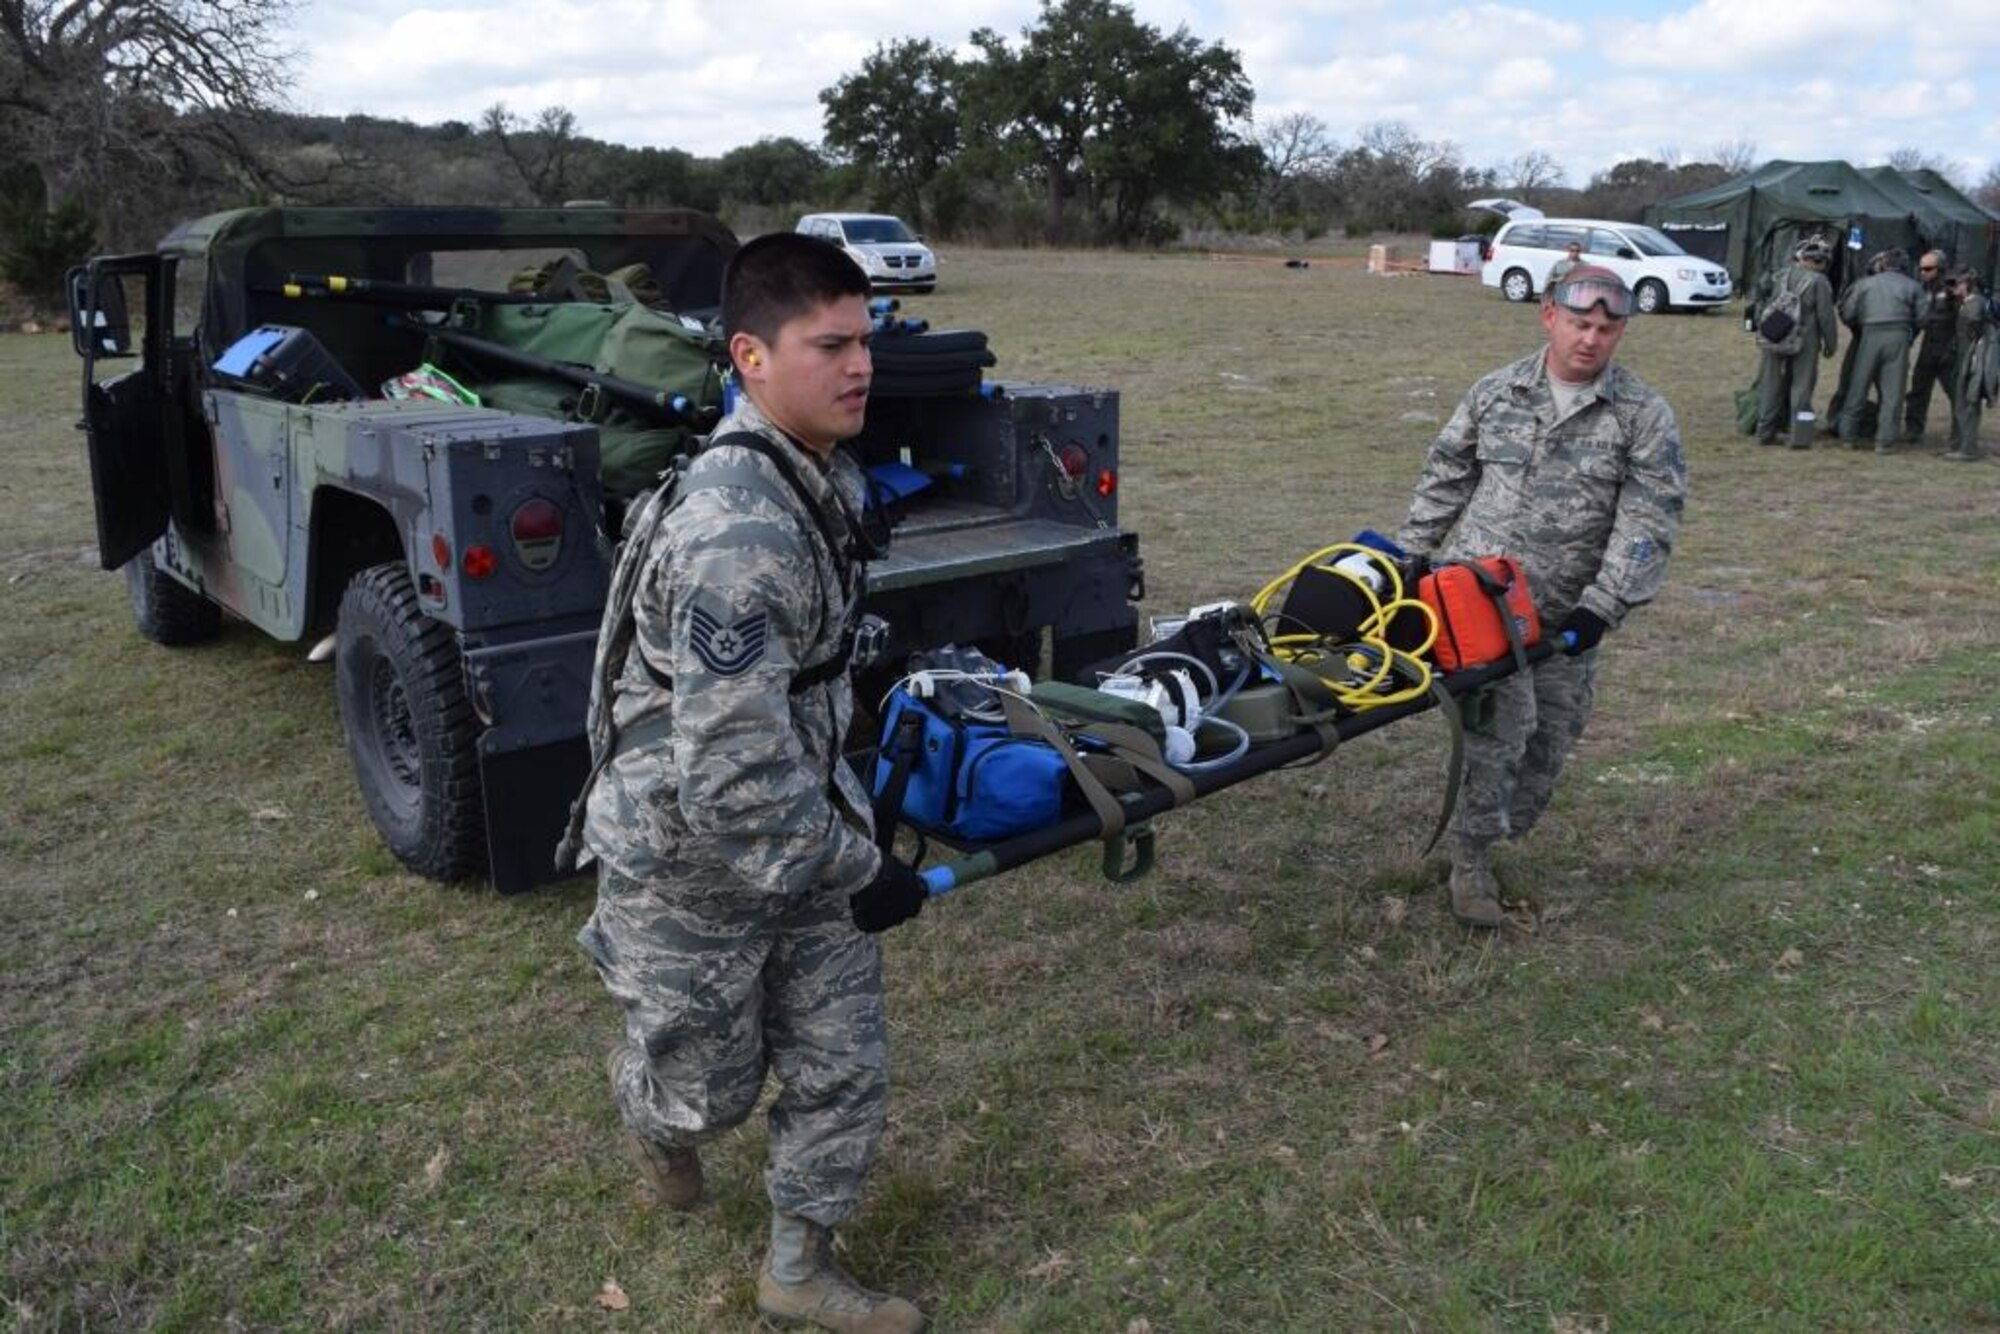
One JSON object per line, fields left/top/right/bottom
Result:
{"left": 914, "top": 640, "right": 1558, "bottom": 898}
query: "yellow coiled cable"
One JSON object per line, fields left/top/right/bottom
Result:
{"left": 1250, "top": 542, "right": 1441, "bottom": 710}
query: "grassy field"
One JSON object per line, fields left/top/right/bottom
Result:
{"left": 4, "top": 246, "right": 1999, "bottom": 1331}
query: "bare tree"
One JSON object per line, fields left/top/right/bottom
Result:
{"left": 1710, "top": 138, "right": 1758, "bottom": 176}
{"left": 1334, "top": 121, "right": 1477, "bottom": 233}
{"left": 482, "top": 103, "right": 582, "bottom": 205}
{"left": 1504, "top": 149, "right": 1566, "bottom": 201}
{"left": 1976, "top": 162, "right": 2000, "bottom": 215}
{"left": 1253, "top": 110, "right": 1337, "bottom": 225}
{"left": 0, "top": 0, "right": 297, "bottom": 219}
{"left": 1356, "top": 120, "right": 1459, "bottom": 179}
{"left": 1258, "top": 111, "right": 1337, "bottom": 182}
{"left": 1883, "top": 146, "right": 1960, "bottom": 182}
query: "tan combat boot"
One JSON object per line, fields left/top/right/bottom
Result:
{"left": 756, "top": 1212, "right": 927, "bottom": 1333}
{"left": 624, "top": 1128, "right": 703, "bottom": 1210}
{"left": 607, "top": 1050, "right": 702, "bottom": 1210}
{"left": 1449, "top": 837, "right": 1506, "bottom": 929}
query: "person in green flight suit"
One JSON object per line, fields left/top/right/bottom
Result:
{"left": 1836, "top": 249, "right": 1925, "bottom": 453}
{"left": 1750, "top": 237, "right": 1838, "bottom": 447}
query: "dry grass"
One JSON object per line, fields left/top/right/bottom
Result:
{"left": 5, "top": 244, "right": 1999, "bottom": 1330}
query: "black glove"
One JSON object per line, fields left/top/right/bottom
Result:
{"left": 850, "top": 855, "right": 926, "bottom": 934}
{"left": 1557, "top": 608, "right": 1608, "bottom": 656}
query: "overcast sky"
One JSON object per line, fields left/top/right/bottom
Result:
{"left": 285, "top": 0, "right": 2000, "bottom": 190}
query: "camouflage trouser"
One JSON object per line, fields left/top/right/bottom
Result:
{"left": 1451, "top": 649, "right": 1599, "bottom": 846}
{"left": 579, "top": 865, "right": 888, "bottom": 1226}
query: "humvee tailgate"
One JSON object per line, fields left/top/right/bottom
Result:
{"left": 869, "top": 519, "right": 1120, "bottom": 592}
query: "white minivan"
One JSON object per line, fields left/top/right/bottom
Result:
{"left": 1480, "top": 218, "right": 1732, "bottom": 313}
{"left": 795, "top": 212, "right": 937, "bottom": 293}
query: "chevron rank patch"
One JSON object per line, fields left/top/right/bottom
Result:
{"left": 689, "top": 600, "right": 769, "bottom": 677}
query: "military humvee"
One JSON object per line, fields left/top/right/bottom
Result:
{"left": 69, "top": 206, "right": 1142, "bottom": 892}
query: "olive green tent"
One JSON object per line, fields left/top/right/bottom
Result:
{"left": 1643, "top": 160, "right": 1998, "bottom": 293}
{"left": 1860, "top": 166, "right": 2000, "bottom": 280}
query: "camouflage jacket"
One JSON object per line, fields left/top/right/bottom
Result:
{"left": 1395, "top": 348, "right": 1686, "bottom": 630}
{"left": 581, "top": 398, "right": 880, "bottom": 895}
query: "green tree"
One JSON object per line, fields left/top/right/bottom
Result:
{"left": 714, "top": 137, "right": 827, "bottom": 209}
{"left": 1578, "top": 157, "right": 1731, "bottom": 222}
{"left": 0, "top": 194, "right": 94, "bottom": 301}
{"left": 964, "top": 0, "right": 1253, "bottom": 242}
{"left": 820, "top": 38, "right": 961, "bottom": 231}
{"left": 593, "top": 144, "right": 720, "bottom": 212}
{"left": 1086, "top": 23, "right": 1257, "bottom": 240}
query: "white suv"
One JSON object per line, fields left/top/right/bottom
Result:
{"left": 795, "top": 212, "right": 937, "bottom": 293}
{"left": 1481, "top": 218, "right": 1731, "bottom": 313}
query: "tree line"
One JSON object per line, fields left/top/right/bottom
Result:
{"left": 4, "top": 0, "right": 1994, "bottom": 305}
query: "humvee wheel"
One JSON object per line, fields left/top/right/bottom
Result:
{"left": 334, "top": 564, "right": 486, "bottom": 881}
{"left": 124, "top": 549, "right": 221, "bottom": 646}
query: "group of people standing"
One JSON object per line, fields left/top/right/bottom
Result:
{"left": 1750, "top": 239, "right": 1995, "bottom": 461}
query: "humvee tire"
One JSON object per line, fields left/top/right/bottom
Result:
{"left": 335, "top": 564, "right": 486, "bottom": 880}
{"left": 124, "top": 550, "right": 222, "bottom": 646}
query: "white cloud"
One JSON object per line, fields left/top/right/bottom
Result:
{"left": 1425, "top": 4, "right": 1581, "bottom": 60}
{"left": 278, "top": 0, "right": 1999, "bottom": 190}
{"left": 1480, "top": 56, "right": 1556, "bottom": 102}
{"left": 1603, "top": 0, "right": 1900, "bottom": 74}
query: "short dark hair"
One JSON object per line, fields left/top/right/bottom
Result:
{"left": 723, "top": 233, "right": 870, "bottom": 345}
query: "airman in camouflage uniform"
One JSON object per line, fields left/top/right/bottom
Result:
{"left": 572, "top": 233, "right": 928, "bottom": 1333}
{"left": 1395, "top": 265, "right": 1685, "bottom": 928}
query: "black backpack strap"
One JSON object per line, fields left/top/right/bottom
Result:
{"left": 872, "top": 703, "right": 927, "bottom": 854}
{"left": 555, "top": 465, "right": 692, "bottom": 874}
{"left": 551, "top": 448, "right": 837, "bottom": 874}
{"left": 706, "top": 430, "right": 854, "bottom": 589}
{"left": 699, "top": 430, "right": 861, "bottom": 689}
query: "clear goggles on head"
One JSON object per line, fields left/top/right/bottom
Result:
{"left": 1549, "top": 275, "right": 1633, "bottom": 318}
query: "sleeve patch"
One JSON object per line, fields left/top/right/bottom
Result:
{"left": 689, "top": 604, "right": 769, "bottom": 677}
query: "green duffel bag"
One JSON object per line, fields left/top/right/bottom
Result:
{"left": 475, "top": 375, "right": 685, "bottom": 501}
{"left": 473, "top": 300, "right": 723, "bottom": 407}
{"left": 598, "top": 303, "right": 725, "bottom": 406}
{"left": 467, "top": 301, "right": 725, "bottom": 499}
{"left": 474, "top": 299, "right": 623, "bottom": 362}
{"left": 1733, "top": 386, "right": 1758, "bottom": 436}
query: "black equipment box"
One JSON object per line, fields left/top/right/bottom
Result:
{"left": 212, "top": 324, "right": 365, "bottom": 403}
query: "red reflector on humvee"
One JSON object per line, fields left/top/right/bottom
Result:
{"left": 509, "top": 498, "right": 563, "bottom": 571}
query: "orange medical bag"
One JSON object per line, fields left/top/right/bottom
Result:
{"left": 1417, "top": 556, "right": 1541, "bottom": 672}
